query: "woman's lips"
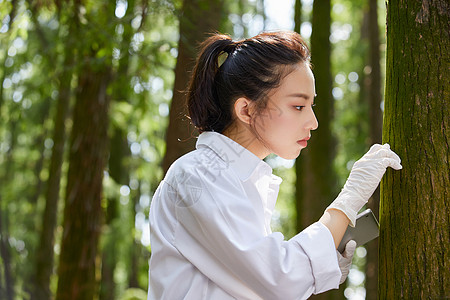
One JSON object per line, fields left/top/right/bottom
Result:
{"left": 297, "top": 136, "right": 310, "bottom": 147}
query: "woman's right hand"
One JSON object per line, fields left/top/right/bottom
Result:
{"left": 326, "top": 144, "right": 402, "bottom": 226}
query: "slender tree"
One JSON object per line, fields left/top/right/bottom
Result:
{"left": 0, "top": 105, "right": 19, "bottom": 300}
{"left": 379, "top": 0, "right": 449, "bottom": 298}
{"left": 161, "top": 0, "right": 224, "bottom": 174}
{"left": 55, "top": 3, "right": 115, "bottom": 298}
{"left": 32, "top": 3, "right": 77, "bottom": 298}
{"left": 299, "top": 0, "right": 337, "bottom": 229}
{"left": 100, "top": 1, "right": 136, "bottom": 298}
{"left": 365, "top": 0, "right": 383, "bottom": 298}
{"left": 298, "top": 1, "right": 343, "bottom": 299}
{"left": 293, "top": 0, "right": 302, "bottom": 35}
{"left": 56, "top": 63, "right": 112, "bottom": 300}
{"left": 293, "top": 0, "right": 303, "bottom": 234}
{"left": 0, "top": 3, "right": 20, "bottom": 298}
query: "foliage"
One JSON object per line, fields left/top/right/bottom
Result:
{"left": 0, "top": 0, "right": 385, "bottom": 298}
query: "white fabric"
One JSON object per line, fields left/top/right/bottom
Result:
{"left": 327, "top": 143, "right": 402, "bottom": 226}
{"left": 148, "top": 132, "right": 341, "bottom": 300}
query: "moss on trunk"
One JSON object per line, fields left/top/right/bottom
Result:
{"left": 379, "top": 1, "right": 449, "bottom": 298}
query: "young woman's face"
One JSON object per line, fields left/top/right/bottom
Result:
{"left": 252, "top": 63, "right": 318, "bottom": 160}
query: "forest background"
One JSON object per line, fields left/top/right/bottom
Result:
{"left": 0, "top": 0, "right": 447, "bottom": 300}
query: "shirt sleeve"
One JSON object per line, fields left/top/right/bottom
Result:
{"left": 166, "top": 166, "right": 341, "bottom": 300}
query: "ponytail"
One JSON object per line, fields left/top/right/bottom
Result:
{"left": 187, "top": 35, "right": 236, "bottom": 133}
{"left": 187, "top": 31, "right": 311, "bottom": 133}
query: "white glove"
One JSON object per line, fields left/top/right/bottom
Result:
{"left": 327, "top": 144, "right": 402, "bottom": 226}
{"left": 337, "top": 240, "right": 357, "bottom": 284}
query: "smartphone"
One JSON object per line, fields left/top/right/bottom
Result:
{"left": 337, "top": 208, "right": 379, "bottom": 253}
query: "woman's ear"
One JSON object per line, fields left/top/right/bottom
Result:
{"left": 233, "top": 97, "right": 254, "bottom": 125}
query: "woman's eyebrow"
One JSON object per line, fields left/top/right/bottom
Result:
{"left": 286, "top": 93, "right": 315, "bottom": 100}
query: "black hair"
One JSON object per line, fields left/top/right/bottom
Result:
{"left": 187, "top": 31, "right": 311, "bottom": 133}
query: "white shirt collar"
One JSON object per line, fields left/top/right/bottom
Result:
{"left": 196, "top": 131, "right": 273, "bottom": 181}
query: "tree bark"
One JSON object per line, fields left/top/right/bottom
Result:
{"left": 379, "top": 0, "right": 449, "bottom": 298}
{"left": 161, "top": 0, "right": 224, "bottom": 174}
{"left": 55, "top": 62, "right": 112, "bottom": 300}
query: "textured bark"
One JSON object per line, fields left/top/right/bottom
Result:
{"left": 365, "top": 0, "right": 382, "bottom": 298}
{"left": 161, "top": 0, "right": 224, "bottom": 174}
{"left": 379, "top": 0, "right": 449, "bottom": 298}
{"left": 55, "top": 62, "right": 111, "bottom": 300}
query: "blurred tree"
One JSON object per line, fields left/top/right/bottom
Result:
{"left": 31, "top": 1, "right": 78, "bottom": 298}
{"left": 0, "top": 2, "right": 21, "bottom": 299}
{"left": 0, "top": 0, "right": 179, "bottom": 298}
{"left": 161, "top": 0, "right": 224, "bottom": 174}
{"left": 99, "top": 0, "right": 136, "bottom": 298}
{"left": 301, "top": 0, "right": 343, "bottom": 299}
{"left": 298, "top": 0, "right": 337, "bottom": 231}
{"left": 293, "top": 0, "right": 302, "bottom": 35}
{"left": 293, "top": 0, "right": 304, "bottom": 234}
{"left": 365, "top": 0, "right": 382, "bottom": 298}
{"left": 55, "top": 2, "right": 115, "bottom": 299}
{"left": 379, "top": 0, "right": 449, "bottom": 298}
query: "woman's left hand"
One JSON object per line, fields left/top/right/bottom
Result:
{"left": 336, "top": 240, "right": 356, "bottom": 284}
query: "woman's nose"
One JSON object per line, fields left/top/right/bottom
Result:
{"left": 306, "top": 108, "right": 319, "bottom": 131}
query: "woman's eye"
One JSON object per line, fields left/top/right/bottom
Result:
{"left": 294, "top": 106, "right": 305, "bottom": 111}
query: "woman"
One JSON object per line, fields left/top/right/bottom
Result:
{"left": 148, "top": 31, "right": 402, "bottom": 299}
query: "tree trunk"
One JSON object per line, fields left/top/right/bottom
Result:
{"left": 300, "top": 0, "right": 337, "bottom": 228}
{"left": 161, "top": 0, "right": 224, "bottom": 174}
{"left": 302, "top": 1, "right": 343, "bottom": 299}
{"left": 55, "top": 62, "right": 111, "bottom": 300}
{"left": 99, "top": 195, "right": 119, "bottom": 300}
{"left": 99, "top": 1, "right": 136, "bottom": 297}
{"left": 365, "top": 0, "right": 382, "bottom": 298}
{"left": 379, "top": 1, "right": 449, "bottom": 298}
{"left": 0, "top": 110, "right": 18, "bottom": 300}
{"left": 293, "top": 0, "right": 302, "bottom": 36}
{"left": 128, "top": 186, "right": 141, "bottom": 289}
{"left": 293, "top": 0, "right": 303, "bottom": 233}
{"left": 34, "top": 47, "right": 74, "bottom": 300}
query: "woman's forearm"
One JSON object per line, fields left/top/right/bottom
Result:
{"left": 319, "top": 208, "right": 350, "bottom": 249}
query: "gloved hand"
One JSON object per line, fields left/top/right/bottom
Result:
{"left": 337, "top": 240, "right": 357, "bottom": 284}
{"left": 327, "top": 144, "right": 402, "bottom": 226}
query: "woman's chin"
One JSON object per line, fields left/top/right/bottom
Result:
{"left": 277, "top": 149, "right": 302, "bottom": 160}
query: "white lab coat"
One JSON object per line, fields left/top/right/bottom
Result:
{"left": 148, "top": 132, "right": 341, "bottom": 300}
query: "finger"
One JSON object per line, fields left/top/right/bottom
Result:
{"left": 336, "top": 250, "right": 343, "bottom": 259}
{"left": 344, "top": 240, "right": 357, "bottom": 258}
{"left": 373, "top": 148, "right": 402, "bottom": 163}
{"left": 367, "top": 144, "right": 383, "bottom": 154}
{"left": 381, "top": 157, "right": 403, "bottom": 170}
